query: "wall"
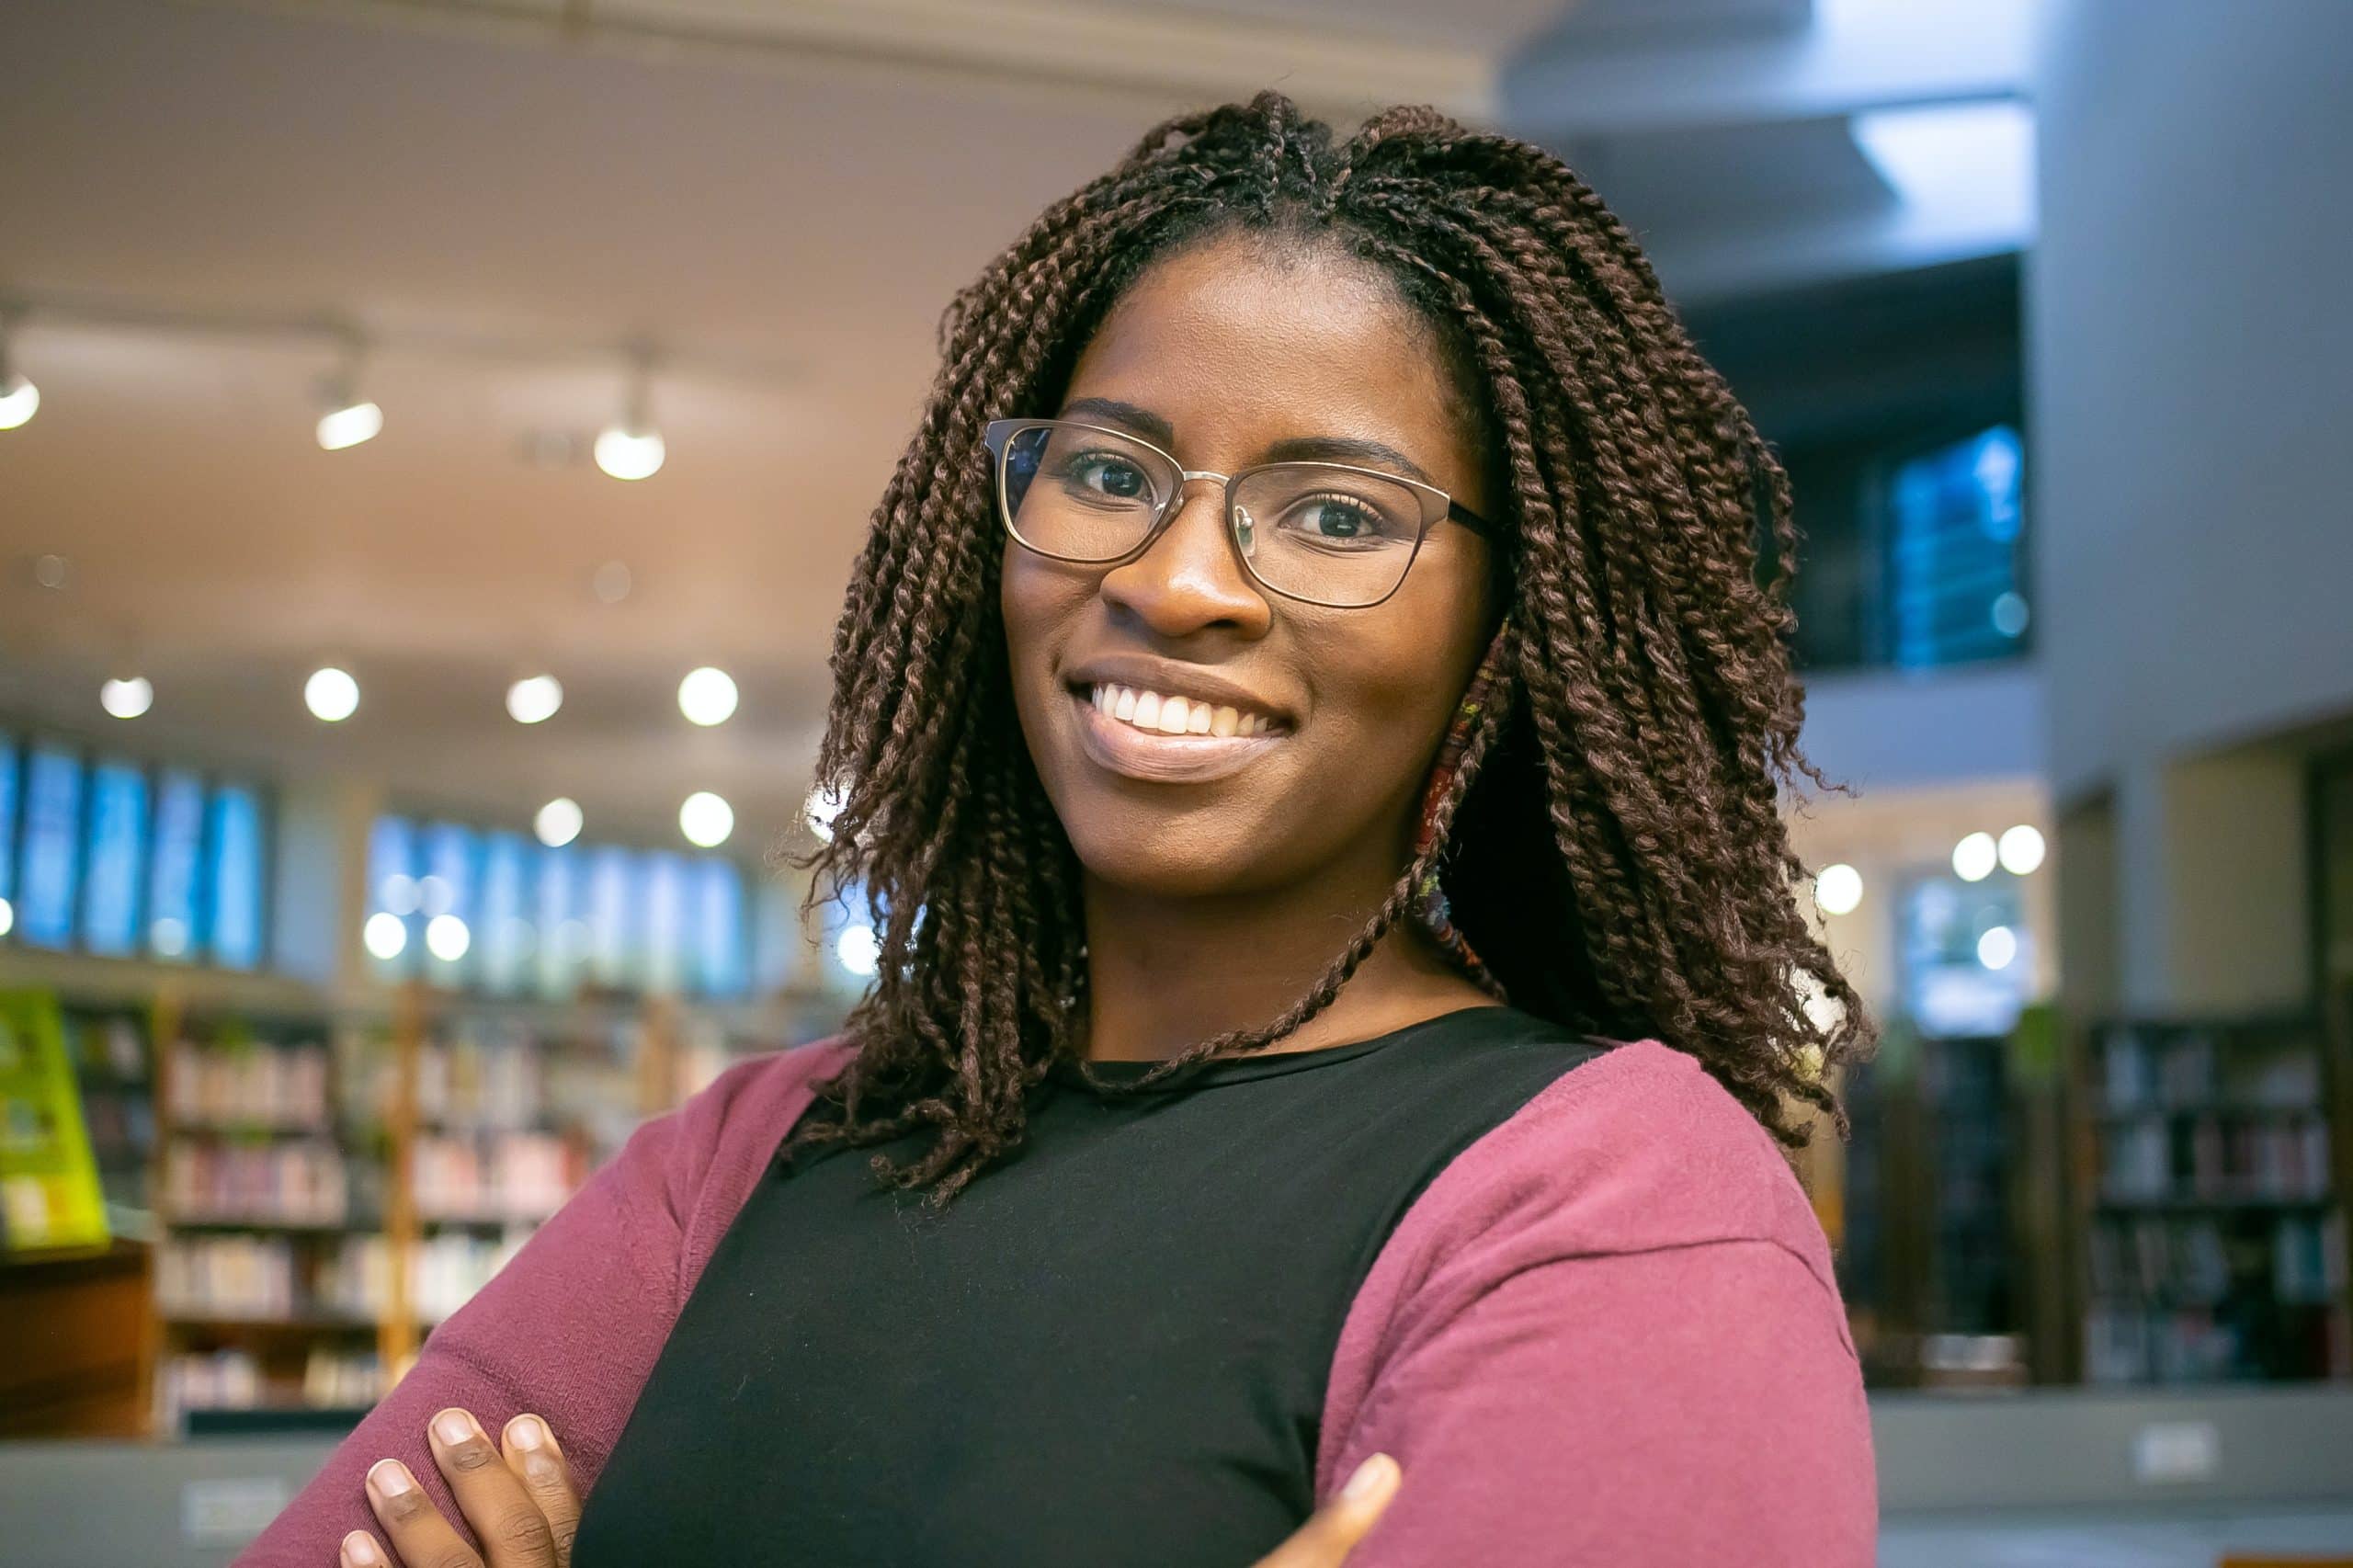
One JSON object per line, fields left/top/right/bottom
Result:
{"left": 2034, "top": 0, "right": 2353, "bottom": 1012}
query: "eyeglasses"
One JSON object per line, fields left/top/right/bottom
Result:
{"left": 983, "top": 417, "right": 1492, "bottom": 610}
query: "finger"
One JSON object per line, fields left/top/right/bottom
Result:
{"left": 340, "top": 1529, "right": 392, "bottom": 1568}
{"left": 365, "top": 1459, "right": 483, "bottom": 1568}
{"left": 1252, "top": 1453, "right": 1402, "bottom": 1568}
{"left": 500, "top": 1415, "right": 583, "bottom": 1566}
{"left": 425, "top": 1408, "right": 559, "bottom": 1568}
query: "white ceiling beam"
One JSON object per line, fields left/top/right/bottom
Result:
{"left": 205, "top": 0, "right": 1501, "bottom": 122}
{"left": 1503, "top": 0, "right": 2034, "bottom": 139}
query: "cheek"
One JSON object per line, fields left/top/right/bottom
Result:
{"left": 1294, "top": 562, "right": 1493, "bottom": 811}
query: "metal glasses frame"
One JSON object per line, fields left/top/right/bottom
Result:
{"left": 982, "top": 416, "right": 1494, "bottom": 610}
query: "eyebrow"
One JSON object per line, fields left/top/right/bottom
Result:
{"left": 1054, "top": 396, "right": 1441, "bottom": 487}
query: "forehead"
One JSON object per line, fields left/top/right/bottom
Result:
{"left": 1062, "top": 239, "right": 1469, "bottom": 467}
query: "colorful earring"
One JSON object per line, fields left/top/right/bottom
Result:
{"left": 1410, "top": 627, "right": 1511, "bottom": 996}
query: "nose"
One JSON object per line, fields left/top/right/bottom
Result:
{"left": 1097, "top": 480, "right": 1272, "bottom": 641}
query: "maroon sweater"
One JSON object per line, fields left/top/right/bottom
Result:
{"left": 238, "top": 1036, "right": 1875, "bottom": 1565}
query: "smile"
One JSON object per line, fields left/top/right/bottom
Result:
{"left": 1067, "top": 683, "right": 1288, "bottom": 784}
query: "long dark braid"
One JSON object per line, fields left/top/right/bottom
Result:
{"left": 788, "top": 91, "right": 1874, "bottom": 1201}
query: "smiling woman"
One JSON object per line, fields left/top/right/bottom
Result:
{"left": 240, "top": 91, "right": 1877, "bottom": 1568}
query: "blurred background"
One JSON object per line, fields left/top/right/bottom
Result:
{"left": 1, "top": 0, "right": 2349, "bottom": 1562}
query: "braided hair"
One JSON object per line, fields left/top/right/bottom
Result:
{"left": 787, "top": 90, "right": 1874, "bottom": 1202}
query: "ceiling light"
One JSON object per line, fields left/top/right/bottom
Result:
{"left": 151, "top": 917, "right": 189, "bottom": 958}
{"left": 316, "top": 399, "right": 383, "bottom": 451}
{"left": 0, "top": 375, "right": 36, "bottom": 431}
{"left": 0, "top": 897, "right": 14, "bottom": 938}
{"left": 1998, "top": 824, "right": 2046, "bottom": 876}
{"left": 678, "top": 666, "right": 738, "bottom": 726}
{"left": 679, "top": 790, "right": 733, "bottom": 848}
{"left": 313, "top": 335, "right": 382, "bottom": 450}
{"left": 1977, "top": 925, "right": 2018, "bottom": 971}
{"left": 835, "top": 924, "right": 881, "bottom": 978}
{"left": 595, "top": 354, "right": 665, "bottom": 480}
{"left": 364, "top": 912, "right": 409, "bottom": 960}
{"left": 534, "top": 797, "right": 584, "bottom": 848}
{"left": 425, "top": 914, "right": 472, "bottom": 962}
{"left": 0, "top": 311, "right": 37, "bottom": 431}
{"left": 100, "top": 676, "right": 153, "bottom": 720}
{"left": 1814, "top": 863, "right": 1864, "bottom": 916}
{"left": 305, "top": 666, "right": 360, "bottom": 722}
{"left": 506, "top": 675, "right": 563, "bottom": 724}
{"left": 594, "top": 426, "right": 665, "bottom": 481}
{"left": 1951, "top": 831, "right": 1998, "bottom": 883}
{"left": 1850, "top": 97, "right": 2036, "bottom": 247}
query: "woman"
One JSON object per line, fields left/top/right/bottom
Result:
{"left": 244, "top": 92, "right": 1876, "bottom": 1568}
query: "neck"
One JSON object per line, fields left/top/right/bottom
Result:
{"left": 1079, "top": 854, "right": 1497, "bottom": 1063}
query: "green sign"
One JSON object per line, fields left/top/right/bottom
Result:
{"left": 0, "top": 989, "right": 110, "bottom": 1253}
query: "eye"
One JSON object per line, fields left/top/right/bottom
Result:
{"left": 1055, "top": 449, "right": 1155, "bottom": 504}
{"left": 1279, "top": 493, "right": 1410, "bottom": 546}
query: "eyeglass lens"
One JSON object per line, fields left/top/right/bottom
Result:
{"left": 1000, "top": 422, "right": 1426, "bottom": 608}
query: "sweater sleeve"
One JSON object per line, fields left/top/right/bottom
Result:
{"left": 232, "top": 1048, "right": 830, "bottom": 1567}
{"left": 1316, "top": 1040, "right": 1876, "bottom": 1567}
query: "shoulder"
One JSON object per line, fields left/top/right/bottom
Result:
{"left": 629, "top": 1038, "right": 858, "bottom": 1253}
{"left": 1350, "top": 1037, "right": 1849, "bottom": 1350}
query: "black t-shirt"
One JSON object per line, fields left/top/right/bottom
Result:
{"left": 572, "top": 1004, "right": 1602, "bottom": 1568}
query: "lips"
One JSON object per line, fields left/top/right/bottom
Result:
{"left": 1066, "top": 688, "right": 1284, "bottom": 784}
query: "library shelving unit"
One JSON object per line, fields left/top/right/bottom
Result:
{"left": 2065, "top": 1005, "right": 2353, "bottom": 1384}
{"left": 150, "top": 992, "right": 395, "bottom": 1430}
{"left": 6, "top": 950, "right": 854, "bottom": 1435}
{"left": 152, "top": 981, "right": 846, "bottom": 1428}
{"left": 1835, "top": 1019, "right": 2035, "bottom": 1389}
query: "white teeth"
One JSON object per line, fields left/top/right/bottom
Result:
{"left": 1086, "top": 684, "right": 1276, "bottom": 740}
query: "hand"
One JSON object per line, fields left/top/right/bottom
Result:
{"left": 341, "top": 1407, "right": 580, "bottom": 1568}
{"left": 338, "top": 1407, "right": 1401, "bottom": 1568}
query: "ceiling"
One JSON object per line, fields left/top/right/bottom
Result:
{"left": 0, "top": 0, "right": 2031, "bottom": 847}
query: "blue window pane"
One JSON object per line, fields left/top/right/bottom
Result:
{"left": 418, "top": 823, "right": 479, "bottom": 981}
{"left": 534, "top": 846, "right": 583, "bottom": 998}
{"left": 364, "top": 815, "right": 419, "bottom": 977}
{"left": 694, "top": 859, "right": 747, "bottom": 998}
{"left": 751, "top": 875, "right": 801, "bottom": 996}
{"left": 148, "top": 769, "right": 207, "bottom": 961}
{"left": 81, "top": 762, "right": 149, "bottom": 957}
{"left": 19, "top": 746, "right": 85, "bottom": 949}
{"left": 641, "top": 854, "right": 688, "bottom": 995}
{"left": 1889, "top": 425, "right": 2028, "bottom": 669}
{"left": 585, "top": 846, "right": 632, "bottom": 987}
{"left": 477, "top": 832, "right": 533, "bottom": 994}
{"left": 206, "top": 785, "right": 266, "bottom": 970}
{"left": 0, "top": 733, "right": 18, "bottom": 907}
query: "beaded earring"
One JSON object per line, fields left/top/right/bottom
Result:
{"left": 1410, "top": 628, "right": 1512, "bottom": 998}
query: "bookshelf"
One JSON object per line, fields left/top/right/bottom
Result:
{"left": 2071, "top": 1010, "right": 2352, "bottom": 1383}
{"left": 150, "top": 995, "right": 392, "bottom": 1426}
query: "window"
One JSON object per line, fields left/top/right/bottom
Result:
{"left": 80, "top": 762, "right": 149, "bottom": 956}
{"left": 0, "top": 731, "right": 270, "bottom": 968}
{"left": 364, "top": 812, "right": 752, "bottom": 1000}
{"left": 1885, "top": 425, "right": 2029, "bottom": 669}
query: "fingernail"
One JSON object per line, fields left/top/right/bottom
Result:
{"left": 367, "top": 1459, "right": 415, "bottom": 1498}
{"left": 433, "top": 1407, "right": 478, "bottom": 1446}
{"left": 506, "top": 1414, "right": 551, "bottom": 1451}
{"left": 1341, "top": 1452, "right": 1397, "bottom": 1502}
{"left": 341, "top": 1530, "right": 385, "bottom": 1566}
